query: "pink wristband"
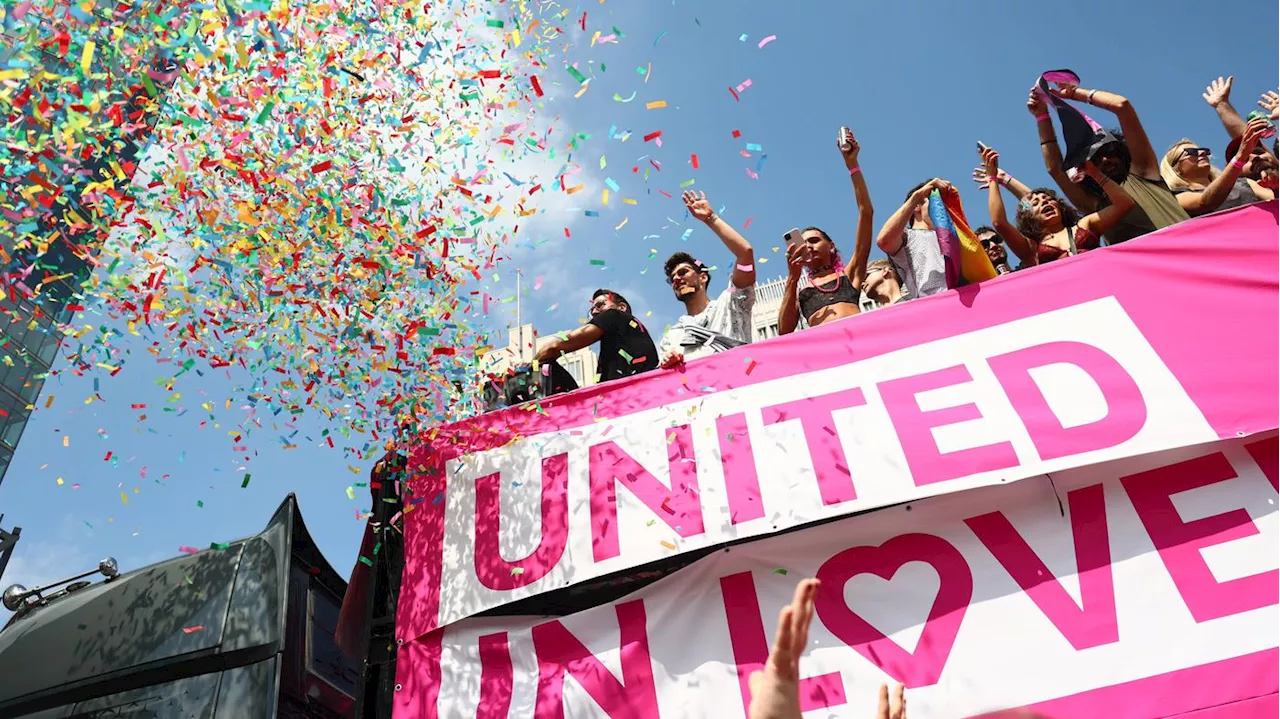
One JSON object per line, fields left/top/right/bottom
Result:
{"left": 1231, "top": 158, "right": 1246, "bottom": 169}
{"left": 1035, "top": 113, "right": 1050, "bottom": 122}
{"left": 849, "top": 166, "right": 862, "bottom": 176}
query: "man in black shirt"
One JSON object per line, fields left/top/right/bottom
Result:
{"left": 534, "top": 289, "right": 658, "bottom": 382}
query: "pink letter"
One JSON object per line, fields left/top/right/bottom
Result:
{"left": 814, "top": 533, "right": 972, "bottom": 688}
{"left": 718, "top": 413, "right": 764, "bottom": 525}
{"left": 531, "top": 599, "right": 660, "bottom": 719}
{"left": 474, "top": 453, "right": 569, "bottom": 590}
{"left": 879, "top": 365, "right": 1018, "bottom": 486}
{"left": 720, "top": 571, "right": 847, "bottom": 714}
{"left": 1244, "top": 436, "right": 1278, "bottom": 491}
{"left": 478, "top": 632, "right": 513, "bottom": 718}
{"left": 965, "top": 483, "right": 1119, "bottom": 650}
{"left": 590, "top": 425, "right": 704, "bottom": 563}
{"left": 761, "top": 387, "right": 865, "bottom": 506}
{"left": 988, "top": 341, "right": 1146, "bottom": 461}
{"left": 1121, "top": 452, "right": 1278, "bottom": 622}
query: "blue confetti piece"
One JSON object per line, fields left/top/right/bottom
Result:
{"left": 739, "top": 33, "right": 748, "bottom": 41}
{"left": 756, "top": 154, "right": 768, "bottom": 172}
{"left": 745, "top": 142, "right": 763, "bottom": 152}
{"left": 681, "top": 228, "right": 693, "bottom": 241}
{"left": 605, "top": 177, "right": 620, "bottom": 192}
{"left": 584, "top": 210, "right": 600, "bottom": 217}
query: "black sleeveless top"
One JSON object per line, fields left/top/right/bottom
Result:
{"left": 798, "top": 275, "right": 860, "bottom": 319}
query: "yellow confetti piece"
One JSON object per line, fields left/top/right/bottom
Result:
{"left": 81, "top": 41, "right": 96, "bottom": 76}
{"left": 44, "top": 395, "right": 54, "bottom": 408}
{"left": 574, "top": 82, "right": 590, "bottom": 99}
{"left": 565, "top": 184, "right": 585, "bottom": 194}
{"left": 623, "top": 198, "right": 638, "bottom": 205}
{"left": 660, "top": 540, "right": 677, "bottom": 550}
{"left": 0, "top": 69, "right": 26, "bottom": 81}
{"left": 614, "top": 217, "right": 629, "bottom": 231}
{"left": 56, "top": 477, "right": 64, "bottom": 485}
{"left": 63, "top": 436, "right": 69, "bottom": 447}
{"left": 121, "top": 492, "right": 129, "bottom": 505}
{"left": 602, "top": 188, "right": 609, "bottom": 204}
{"left": 645, "top": 100, "right": 667, "bottom": 110}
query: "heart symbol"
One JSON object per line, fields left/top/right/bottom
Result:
{"left": 815, "top": 533, "right": 973, "bottom": 688}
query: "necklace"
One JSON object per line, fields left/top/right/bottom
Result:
{"left": 809, "top": 268, "right": 843, "bottom": 294}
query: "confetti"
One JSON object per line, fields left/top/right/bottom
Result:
{"left": 758, "top": 35, "right": 778, "bottom": 49}
{"left": 646, "top": 100, "right": 668, "bottom": 110}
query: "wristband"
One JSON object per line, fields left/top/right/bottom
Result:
{"left": 1231, "top": 158, "right": 1246, "bottom": 169}
{"left": 1034, "top": 113, "right": 1049, "bottom": 122}
{"left": 1086, "top": 89, "right": 1098, "bottom": 104}
{"left": 1040, "top": 139, "right": 1057, "bottom": 146}
{"left": 848, "top": 166, "right": 861, "bottom": 176}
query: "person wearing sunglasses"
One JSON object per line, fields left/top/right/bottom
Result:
{"left": 656, "top": 190, "right": 757, "bottom": 368}
{"left": 534, "top": 289, "right": 658, "bottom": 383}
{"left": 1159, "top": 117, "right": 1276, "bottom": 216}
{"left": 975, "top": 226, "right": 1015, "bottom": 275}
{"left": 1031, "top": 82, "right": 1188, "bottom": 244}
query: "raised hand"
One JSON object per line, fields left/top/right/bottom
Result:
{"left": 660, "top": 352, "right": 685, "bottom": 370}
{"left": 1027, "top": 89, "right": 1049, "bottom": 118}
{"left": 1259, "top": 90, "right": 1279, "bottom": 121}
{"left": 785, "top": 242, "right": 810, "bottom": 277}
{"left": 1236, "top": 117, "right": 1269, "bottom": 159}
{"left": 682, "top": 190, "right": 715, "bottom": 223}
{"left": 1078, "top": 158, "right": 1104, "bottom": 183}
{"left": 1202, "top": 76, "right": 1234, "bottom": 108}
{"left": 979, "top": 147, "right": 1000, "bottom": 185}
{"left": 837, "top": 126, "right": 861, "bottom": 167}
{"left": 1049, "top": 80, "right": 1079, "bottom": 100}
{"left": 747, "top": 579, "right": 820, "bottom": 719}
{"left": 875, "top": 684, "right": 907, "bottom": 719}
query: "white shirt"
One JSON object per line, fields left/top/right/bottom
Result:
{"left": 891, "top": 228, "right": 948, "bottom": 300}
{"left": 658, "top": 280, "right": 756, "bottom": 361}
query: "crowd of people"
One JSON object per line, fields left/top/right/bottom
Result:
{"left": 529, "top": 75, "right": 1278, "bottom": 391}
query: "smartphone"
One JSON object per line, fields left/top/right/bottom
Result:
{"left": 1246, "top": 110, "right": 1278, "bottom": 139}
{"left": 977, "top": 141, "right": 989, "bottom": 153}
{"left": 783, "top": 227, "right": 803, "bottom": 248}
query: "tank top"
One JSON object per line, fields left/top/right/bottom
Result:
{"left": 798, "top": 274, "right": 861, "bottom": 320}
{"left": 1103, "top": 174, "right": 1190, "bottom": 244}
{"left": 1173, "top": 178, "right": 1262, "bottom": 217}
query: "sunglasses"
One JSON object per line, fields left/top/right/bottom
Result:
{"left": 980, "top": 237, "right": 1001, "bottom": 248}
{"left": 1177, "top": 147, "right": 1211, "bottom": 162}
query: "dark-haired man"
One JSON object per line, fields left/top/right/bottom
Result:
{"left": 875, "top": 178, "right": 955, "bottom": 300}
{"left": 975, "top": 225, "right": 1015, "bottom": 275}
{"left": 657, "top": 190, "right": 756, "bottom": 367}
{"left": 1031, "top": 81, "right": 1188, "bottom": 244}
{"left": 535, "top": 289, "right": 658, "bottom": 382}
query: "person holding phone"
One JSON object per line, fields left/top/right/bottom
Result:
{"left": 1159, "top": 117, "right": 1276, "bottom": 216}
{"left": 777, "top": 127, "right": 874, "bottom": 335}
{"left": 980, "top": 145, "right": 1134, "bottom": 267}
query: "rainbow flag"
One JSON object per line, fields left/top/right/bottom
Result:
{"left": 928, "top": 190, "right": 997, "bottom": 286}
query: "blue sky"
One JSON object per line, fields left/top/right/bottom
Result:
{"left": 2, "top": 0, "right": 1276, "bottom": 601}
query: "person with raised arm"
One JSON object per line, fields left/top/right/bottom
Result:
{"left": 874, "top": 177, "right": 956, "bottom": 300}
{"left": 657, "top": 190, "right": 757, "bottom": 367}
{"left": 1029, "top": 77, "right": 1189, "bottom": 244}
{"left": 1159, "top": 118, "right": 1275, "bottom": 215}
{"left": 980, "top": 145, "right": 1134, "bottom": 267}
{"left": 778, "top": 127, "right": 874, "bottom": 335}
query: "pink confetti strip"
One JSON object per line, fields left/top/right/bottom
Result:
{"left": 757, "top": 35, "right": 777, "bottom": 49}
{"left": 735, "top": 79, "right": 753, "bottom": 93}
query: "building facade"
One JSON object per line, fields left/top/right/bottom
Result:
{"left": 0, "top": 0, "right": 174, "bottom": 483}
{"left": 477, "top": 324, "right": 598, "bottom": 412}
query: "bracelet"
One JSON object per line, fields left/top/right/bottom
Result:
{"left": 1231, "top": 158, "right": 1246, "bottom": 169}
{"left": 848, "top": 166, "right": 861, "bottom": 176}
{"left": 1086, "top": 89, "right": 1098, "bottom": 104}
{"left": 1041, "top": 139, "right": 1057, "bottom": 146}
{"left": 1034, "top": 113, "right": 1049, "bottom": 122}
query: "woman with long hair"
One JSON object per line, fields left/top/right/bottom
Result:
{"left": 1159, "top": 117, "right": 1274, "bottom": 216}
{"left": 778, "top": 128, "right": 874, "bottom": 334}
{"left": 979, "top": 145, "right": 1135, "bottom": 268}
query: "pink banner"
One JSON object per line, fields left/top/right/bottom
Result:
{"left": 398, "top": 203, "right": 1278, "bottom": 640}
{"left": 394, "top": 434, "right": 1279, "bottom": 718}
